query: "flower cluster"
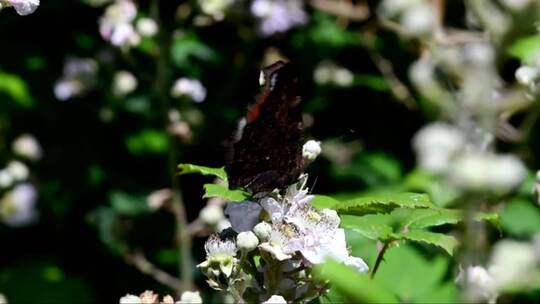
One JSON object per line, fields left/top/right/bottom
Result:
{"left": 199, "top": 175, "right": 368, "bottom": 302}
{"left": 99, "top": 0, "right": 140, "bottom": 47}
{"left": 54, "top": 57, "right": 99, "bottom": 101}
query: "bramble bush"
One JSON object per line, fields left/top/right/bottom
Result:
{"left": 1, "top": 0, "right": 540, "bottom": 303}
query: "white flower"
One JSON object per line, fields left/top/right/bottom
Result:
{"left": 178, "top": 291, "right": 203, "bottom": 304}
{"left": 199, "top": 204, "right": 224, "bottom": 226}
{"left": 12, "top": 134, "right": 42, "bottom": 161}
{"left": 250, "top": 0, "right": 307, "bottom": 36}
{"left": 136, "top": 17, "right": 158, "bottom": 37}
{"left": 302, "top": 140, "right": 321, "bottom": 162}
{"left": 5, "top": 0, "right": 40, "bottom": 16}
{"left": 313, "top": 61, "right": 354, "bottom": 87}
{"left": 237, "top": 231, "right": 259, "bottom": 252}
{"left": 413, "top": 123, "right": 465, "bottom": 174}
{"left": 0, "top": 293, "right": 6, "bottom": 304}
{"left": 263, "top": 295, "right": 287, "bottom": 304}
{"left": 119, "top": 294, "right": 141, "bottom": 304}
{"left": 6, "top": 160, "right": 29, "bottom": 181}
{"left": 171, "top": 78, "right": 207, "bottom": 102}
{"left": 0, "top": 183, "right": 38, "bottom": 227}
{"left": 456, "top": 265, "right": 497, "bottom": 304}
{"left": 224, "top": 200, "right": 262, "bottom": 232}
{"left": 501, "top": 0, "right": 531, "bottom": 11}
{"left": 113, "top": 70, "right": 138, "bottom": 96}
{"left": 200, "top": 234, "right": 238, "bottom": 277}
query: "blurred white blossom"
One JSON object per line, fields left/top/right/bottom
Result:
{"left": 178, "top": 291, "right": 203, "bottom": 304}
{"left": 54, "top": 57, "right": 98, "bottom": 101}
{"left": 501, "top": 0, "right": 532, "bottom": 11}
{"left": 456, "top": 265, "right": 497, "bottom": 304}
{"left": 113, "top": 70, "right": 138, "bottom": 96}
{"left": 378, "top": 0, "right": 418, "bottom": 18}
{"left": 198, "top": 0, "right": 235, "bottom": 21}
{"left": 147, "top": 188, "right": 172, "bottom": 210}
{"left": 0, "top": 169, "right": 14, "bottom": 189}
{"left": 413, "top": 123, "right": 465, "bottom": 174}
{"left": 99, "top": 0, "right": 140, "bottom": 47}
{"left": 250, "top": 0, "right": 307, "bottom": 36}
{"left": 6, "top": 161, "right": 29, "bottom": 182}
{"left": 400, "top": 3, "right": 437, "bottom": 37}
{"left": 0, "top": 294, "right": 7, "bottom": 304}
{"left": 12, "top": 134, "right": 42, "bottom": 161}
{"left": 449, "top": 153, "right": 526, "bottom": 193}
{"left": 199, "top": 204, "right": 224, "bottom": 226}
{"left": 119, "top": 294, "right": 141, "bottom": 304}
{"left": 488, "top": 240, "right": 538, "bottom": 289}
{"left": 171, "top": 78, "right": 207, "bottom": 102}
{"left": 135, "top": 17, "right": 158, "bottom": 37}
{"left": 0, "top": 183, "right": 38, "bottom": 227}
{"left": 1, "top": 0, "right": 39, "bottom": 16}
{"left": 313, "top": 61, "right": 354, "bottom": 87}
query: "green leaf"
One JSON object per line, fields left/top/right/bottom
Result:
{"left": 355, "top": 74, "right": 390, "bottom": 92}
{"left": 403, "top": 208, "right": 500, "bottom": 231}
{"left": 314, "top": 260, "right": 399, "bottom": 303}
{"left": 508, "top": 35, "right": 540, "bottom": 64}
{"left": 333, "top": 192, "right": 433, "bottom": 216}
{"left": 203, "top": 184, "right": 250, "bottom": 202}
{"left": 395, "top": 229, "right": 458, "bottom": 256}
{"left": 0, "top": 72, "right": 33, "bottom": 108}
{"left": 501, "top": 198, "right": 540, "bottom": 237}
{"left": 171, "top": 35, "right": 219, "bottom": 68}
{"left": 373, "top": 245, "right": 457, "bottom": 303}
{"left": 311, "top": 195, "right": 341, "bottom": 209}
{"left": 177, "top": 164, "right": 228, "bottom": 181}
{"left": 341, "top": 214, "right": 394, "bottom": 241}
{"left": 125, "top": 129, "right": 168, "bottom": 155}
{"left": 109, "top": 191, "right": 150, "bottom": 215}
{"left": 404, "top": 169, "right": 460, "bottom": 207}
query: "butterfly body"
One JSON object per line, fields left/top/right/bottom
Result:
{"left": 225, "top": 61, "right": 305, "bottom": 193}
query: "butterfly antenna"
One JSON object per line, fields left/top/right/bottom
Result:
{"left": 309, "top": 175, "right": 319, "bottom": 193}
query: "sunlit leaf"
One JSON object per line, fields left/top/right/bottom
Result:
{"left": 403, "top": 208, "right": 500, "bottom": 231}
{"left": 332, "top": 192, "right": 433, "bottom": 216}
{"left": 125, "top": 129, "right": 168, "bottom": 155}
{"left": 395, "top": 229, "right": 458, "bottom": 255}
{"left": 501, "top": 198, "right": 540, "bottom": 237}
{"left": 177, "top": 164, "right": 228, "bottom": 181}
{"left": 341, "top": 214, "right": 394, "bottom": 241}
{"left": 203, "top": 184, "right": 250, "bottom": 202}
{"left": 0, "top": 72, "right": 33, "bottom": 108}
{"left": 508, "top": 35, "right": 540, "bottom": 64}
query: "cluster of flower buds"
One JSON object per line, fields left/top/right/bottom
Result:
{"left": 198, "top": 175, "right": 368, "bottom": 302}
{"left": 0, "top": 134, "right": 41, "bottom": 227}
{"left": 250, "top": 0, "right": 308, "bottom": 37}
{"left": 54, "top": 57, "right": 99, "bottom": 101}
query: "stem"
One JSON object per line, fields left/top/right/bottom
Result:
{"left": 125, "top": 251, "right": 183, "bottom": 291}
{"left": 370, "top": 242, "right": 389, "bottom": 279}
{"left": 151, "top": 0, "right": 193, "bottom": 292}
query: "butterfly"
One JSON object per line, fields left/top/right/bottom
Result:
{"left": 225, "top": 61, "right": 305, "bottom": 193}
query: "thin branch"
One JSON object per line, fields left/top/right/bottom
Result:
{"left": 371, "top": 242, "right": 390, "bottom": 279}
{"left": 125, "top": 251, "right": 183, "bottom": 291}
{"left": 360, "top": 33, "right": 417, "bottom": 109}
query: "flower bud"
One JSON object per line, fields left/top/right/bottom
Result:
{"left": 0, "top": 169, "right": 14, "bottom": 189}
{"left": 113, "top": 70, "right": 138, "bottom": 96}
{"left": 136, "top": 17, "right": 158, "bottom": 37}
{"left": 237, "top": 231, "right": 259, "bottom": 252}
{"left": 302, "top": 140, "right": 322, "bottom": 162}
{"left": 199, "top": 204, "right": 224, "bottom": 226}
{"left": 515, "top": 65, "right": 538, "bottom": 86}
{"left": 263, "top": 295, "right": 287, "bottom": 304}
{"left": 119, "top": 294, "right": 141, "bottom": 304}
{"left": 12, "top": 134, "right": 42, "bottom": 161}
{"left": 253, "top": 221, "right": 272, "bottom": 242}
{"left": 456, "top": 265, "right": 497, "bottom": 303}
{"left": 400, "top": 3, "right": 436, "bottom": 37}
{"left": 179, "top": 291, "right": 203, "bottom": 304}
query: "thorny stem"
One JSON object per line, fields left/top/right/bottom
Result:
{"left": 371, "top": 242, "right": 390, "bottom": 279}
{"left": 151, "top": 0, "right": 192, "bottom": 293}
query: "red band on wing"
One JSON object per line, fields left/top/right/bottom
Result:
{"left": 247, "top": 90, "right": 270, "bottom": 123}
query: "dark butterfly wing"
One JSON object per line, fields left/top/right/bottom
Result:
{"left": 225, "top": 61, "right": 304, "bottom": 193}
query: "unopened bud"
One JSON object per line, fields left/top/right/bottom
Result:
{"left": 237, "top": 231, "right": 259, "bottom": 252}
{"left": 302, "top": 140, "right": 322, "bottom": 162}
{"left": 253, "top": 221, "right": 272, "bottom": 242}
{"left": 200, "top": 204, "right": 224, "bottom": 226}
